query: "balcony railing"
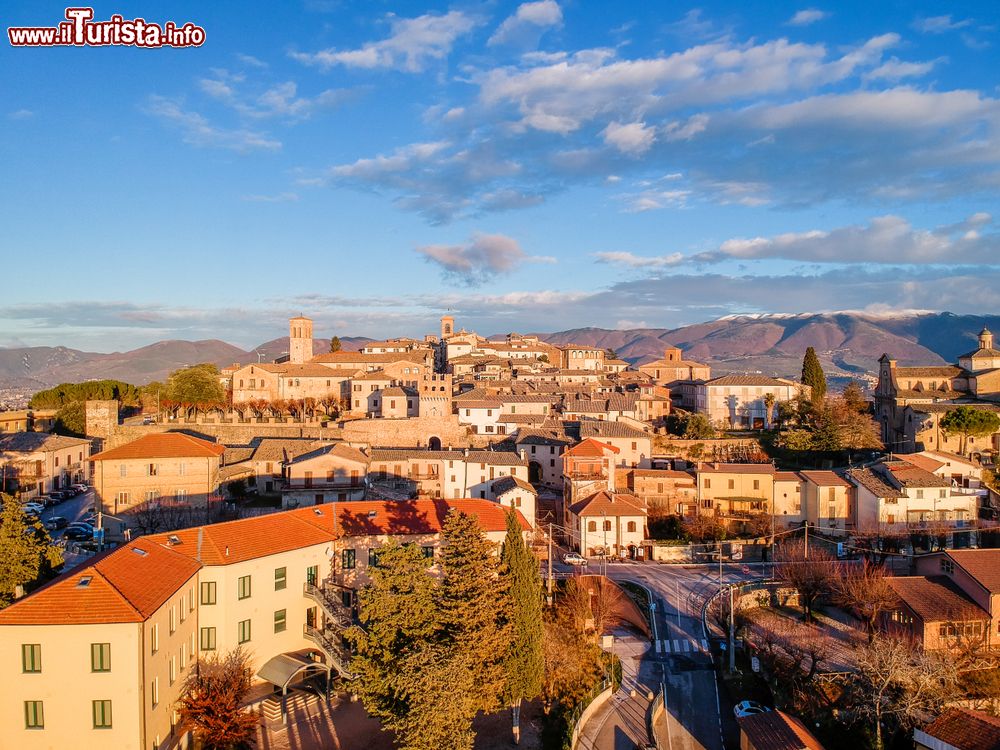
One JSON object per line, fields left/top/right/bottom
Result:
{"left": 302, "top": 624, "right": 353, "bottom": 679}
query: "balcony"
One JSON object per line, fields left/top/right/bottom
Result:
{"left": 302, "top": 579, "right": 355, "bottom": 678}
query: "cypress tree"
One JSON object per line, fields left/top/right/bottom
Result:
{"left": 801, "top": 346, "right": 827, "bottom": 402}
{"left": 500, "top": 509, "right": 544, "bottom": 744}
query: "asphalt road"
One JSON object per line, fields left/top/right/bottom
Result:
{"left": 39, "top": 487, "right": 95, "bottom": 528}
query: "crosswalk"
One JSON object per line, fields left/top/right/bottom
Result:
{"left": 655, "top": 638, "right": 709, "bottom": 654}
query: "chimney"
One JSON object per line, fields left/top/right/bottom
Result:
{"left": 225, "top": 546, "right": 230, "bottom": 557}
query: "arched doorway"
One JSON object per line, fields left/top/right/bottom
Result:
{"left": 428, "top": 436, "right": 442, "bottom": 451}
{"left": 528, "top": 461, "right": 542, "bottom": 484}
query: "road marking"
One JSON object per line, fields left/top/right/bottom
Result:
{"left": 655, "top": 640, "right": 661, "bottom": 653}
{"left": 701, "top": 639, "right": 708, "bottom": 651}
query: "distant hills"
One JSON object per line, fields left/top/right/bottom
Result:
{"left": 1, "top": 312, "right": 998, "bottom": 392}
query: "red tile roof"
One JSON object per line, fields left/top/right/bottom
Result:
{"left": 91, "top": 433, "right": 226, "bottom": 461}
{"left": 569, "top": 490, "right": 646, "bottom": 517}
{"left": 564, "top": 438, "right": 620, "bottom": 457}
{"left": 699, "top": 463, "right": 775, "bottom": 474}
{"left": 799, "top": 471, "right": 850, "bottom": 488}
{"left": 896, "top": 453, "right": 946, "bottom": 473}
{"left": 918, "top": 707, "right": 1000, "bottom": 750}
{"left": 297, "top": 498, "right": 530, "bottom": 536}
{"left": 945, "top": 550, "right": 1000, "bottom": 593}
{"left": 0, "top": 540, "right": 201, "bottom": 625}
{"left": 737, "top": 710, "right": 825, "bottom": 750}
{"left": 887, "top": 576, "right": 989, "bottom": 623}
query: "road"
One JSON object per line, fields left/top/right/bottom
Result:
{"left": 39, "top": 488, "right": 98, "bottom": 570}
{"left": 550, "top": 553, "right": 751, "bottom": 750}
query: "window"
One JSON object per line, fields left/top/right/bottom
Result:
{"left": 238, "top": 575, "right": 251, "bottom": 600}
{"left": 704, "top": 478, "right": 711, "bottom": 489}
{"left": 151, "top": 677, "right": 159, "bottom": 708}
{"left": 274, "top": 567, "right": 287, "bottom": 591}
{"left": 119, "top": 464, "right": 127, "bottom": 478}
{"left": 728, "top": 479, "right": 735, "bottom": 490}
{"left": 603, "top": 520, "right": 612, "bottom": 531}
{"left": 306, "top": 565, "right": 318, "bottom": 586}
{"left": 181, "top": 641, "right": 188, "bottom": 670}
{"left": 422, "top": 545, "right": 435, "bottom": 560}
{"left": 200, "top": 627, "right": 216, "bottom": 651}
{"left": 169, "top": 606, "right": 176, "bottom": 634}
{"left": 238, "top": 619, "right": 251, "bottom": 644}
{"left": 941, "top": 558, "right": 955, "bottom": 574}
{"left": 178, "top": 463, "right": 186, "bottom": 476}
{"left": 24, "top": 701, "right": 43, "bottom": 729}
{"left": 753, "top": 480, "right": 760, "bottom": 491}
{"left": 147, "top": 463, "right": 158, "bottom": 476}
{"left": 200, "top": 581, "right": 216, "bottom": 605}
{"left": 179, "top": 596, "right": 186, "bottom": 622}
{"left": 21, "top": 644, "right": 41, "bottom": 673}
{"left": 188, "top": 587, "right": 195, "bottom": 612}
{"left": 627, "top": 521, "right": 637, "bottom": 533}
{"left": 151, "top": 624, "right": 158, "bottom": 655}
{"left": 145, "top": 490, "right": 158, "bottom": 503}
{"left": 342, "top": 549, "right": 356, "bottom": 570}
{"left": 368, "top": 549, "right": 380, "bottom": 567}
{"left": 91, "top": 643, "right": 111, "bottom": 672}
{"left": 588, "top": 521, "right": 597, "bottom": 532}
{"left": 169, "top": 657, "right": 176, "bottom": 686}
{"left": 274, "top": 609, "right": 287, "bottom": 633}
{"left": 175, "top": 488, "right": 186, "bottom": 501}
{"left": 916, "top": 489, "right": 924, "bottom": 499}
{"left": 93, "top": 699, "right": 113, "bottom": 729}
{"left": 116, "top": 491, "right": 130, "bottom": 507}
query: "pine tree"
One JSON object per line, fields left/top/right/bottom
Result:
{"left": 330, "top": 336, "right": 342, "bottom": 353}
{"left": 801, "top": 347, "right": 827, "bottom": 402}
{"left": 0, "top": 494, "right": 64, "bottom": 606}
{"left": 500, "top": 509, "right": 544, "bottom": 744}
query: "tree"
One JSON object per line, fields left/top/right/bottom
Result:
{"left": 30, "top": 379, "right": 140, "bottom": 409}
{"left": 853, "top": 635, "right": 958, "bottom": 750}
{"left": 833, "top": 560, "right": 897, "bottom": 643}
{"left": 842, "top": 380, "right": 867, "bottom": 412}
{"left": 330, "top": 336, "right": 342, "bottom": 353}
{"left": 940, "top": 406, "right": 1000, "bottom": 456}
{"left": 605, "top": 348, "right": 618, "bottom": 360}
{"left": 774, "top": 539, "right": 836, "bottom": 623}
{"left": 763, "top": 392, "right": 776, "bottom": 429}
{"left": 166, "top": 363, "right": 225, "bottom": 407}
{"left": 0, "top": 494, "right": 63, "bottom": 606}
{"left": 801, "top": 347, "right": 827, "bottom": 402}
{"left": 500, "top": 510, "right": 544, "bottom": 744}
{"left": 177, "top": 646, "right": 259, "bottom": 750}
{"left": 53, "top": 401, "right": 86, "bottom": 437}
{"left": 666, "top": 412, "right": 716, "bottom": 439}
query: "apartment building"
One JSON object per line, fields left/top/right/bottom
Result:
{"left": 637, "top": 347, "right": 711, "bottom": 387}
{"left": 90, "top": 433, "right": 225, "bottom": 516}
{"left": 567, "top": 490, "right": 647, "bottom": 558}
{"left": 282, "top": 443, "right": 370, "bottom": 506}
{"left": 683, "top": 375, "right": 804, "bottom": 429}
{"left": 0, "top": 432, "right": 92, "bottom": 499}
{"left": 0, "top": 498, "right": 528, "bottom": 750}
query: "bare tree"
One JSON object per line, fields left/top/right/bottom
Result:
{"left": 853, "top": 634, "right": 959, "bottom": 750}
{"left": 178, "top": 646, "right": 259, "bottom": 750}
{"left": 774, "top": 539, "right": 837, "bottom": 623}
{"left": 834, "top": 560, "right": 897, "bottom": 643}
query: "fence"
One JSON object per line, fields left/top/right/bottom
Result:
{"left": 568, "top": 679, "right": 613, "bottom": 749}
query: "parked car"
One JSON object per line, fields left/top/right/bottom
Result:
{"left": 562, "top": 553, "right": 588, "bottom": 566}
{"left": 64, "top": 524, "right": 95, "bottom": 541}
{"left": 71, "top": 483, "right": 89, "bottom": 493}
{"left": 45, "top": 516, "right": 70, "bottom": 531}
{"left": 40, "top": 494, "right": 60, "bottom": 508}
{"left": 21, "top": 502, "right": 45, "bottom": 516}
{"left": 734, "top": 701, "right": 771, "bottom": 718}
{"left": 49, "top": 490, "right": 70, "bottom": 500}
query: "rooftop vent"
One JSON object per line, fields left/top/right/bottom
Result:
{"left": 313, "top": 509, "right": 323, "bottom": 516}
{"left": 132, "top": 547, "right": 148, "bottom": 557}
{"left": 168, "top": 534, "right": 181, "bottom": 545}
{"left": 76, "top": 576, "right": 92, "bottom": 588}
{"left": 367, "top": 510, "right": 377, "bottom": 519}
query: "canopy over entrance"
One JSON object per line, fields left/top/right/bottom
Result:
{"left": 256, "top": 652, "right": 331, "bottom": 691}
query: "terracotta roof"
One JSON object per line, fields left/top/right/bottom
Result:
{"left": 311, "top": 351, "right": 429, "bottom": 365}
{"left": 918, "top": 707, "right": 1000, "bottom": 750}
{"left": 912, "top": 402, "right": 1000, "bottom": 414}
{"left": 569, "top": 490, "right": 646, "bottom": 517}
{"left": 639, "top": 358, "right": 708, "bottom": 369}
{"left": 369, "top": 448, "right": 526, "bottom": 466}
{"left": 737, "top": 710, "right": 825, "bottom": 750}
{"left": 887, "top": 576, "right": 989, "bottom": 623}
{"left": 0, "top": 539, "right": 201, "bottom": 625}
{"left": 353, "top": 371, "right": 394, "bottom": 381}
{"left": 491, "top": 475, "right": 537, "bottom": 495}
{"left": 706, "top": 374, "right": 797, "bottom": 387}
{"left": 845, "top": 468, "right": 906, "bottom": 498}
{"left": 881, "top": 462, "right": 951, "bottom": 488}
{"left": 290, "top": 443, "right": 370, "bottom": 466}
{"left": 292, "top": 498, "right": 530, "bottom": 536}
{"left": 250, "top": 438, "right": 325, "bottom": 464}
{"left": 699, "top": 463, "right": 775, "bottom": 474}
{"left": 0, "top": 432, "right": 91, "bottom": 453}
{"left": 961, "top": 347, "right": 1000, "bottom": 360}
{"left": 564, "top": 438, "right": 620, "bottom": 457}
{"left": 631, "top": 469, "right": 696, "bottom": 481}
{"left": 91, "top": 433, "right": 225, "bottom": 461}
{"left": 799, "top": 470, "right": 850, "bottom": 488}
{"left": 895, "top": 366, "right": 964, "bottom": 378}
{"left": 774, "top": 471, "right": 804, "bottom": 482}
{"left": 945, "top": 550, "right": 1000, "bottom": 593}
{"left": 253, "top": 363, "right": 351, "bottom": 378}
{"left": 896, "top": 453, "right": 946, "bottom": 474}
{"left": 577, "top": 421, "right": 650, "bottom": 439}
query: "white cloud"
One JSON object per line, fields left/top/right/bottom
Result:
{"left": 488, "top": 1, "right": 562, "bottom": 47}
{"left": 787, "top": 9, "right": 829, "bottom": 26}
{"left": 862, "top": 57, "right": 939, "bottom": 82}
{"left": 416, "top": 233, "right": 545, "bottom": 285}
{"left": 7, "top": 109, "right": 34, "bottom": 120}
{"left": 199, "top": 75, "right": 348, "bottom": 119}
{"left": 240, "top": 192, "right": 299, "bottom": 202}
{"left": 692, "top": 213, "right": 998, "bottom": 264}
{"left": 291, "top": 11, "right": 476, "bottom": 73}
{"left": 144, "top": 96, "right": 281, "bottom": 152}
{"left": 594, "top": 251, "right": 685, "bottom": 268}
{"left": 913, "top": 15, "right": 973, "bottom": 34}
{"left": 601, "top": 121, "right": 656, "bottom": 155}
{"left": 236, "top": 53, "right": 268, "bottom": 68}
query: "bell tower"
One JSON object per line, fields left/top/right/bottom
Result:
{"left": 440, "top": 315, "right": 454, "bottom": 340}
{"left": 289, "top": 315, "right": 313, "bottom": 364}
{"left": 980, "top": 326, "right": 994, "bottom": 351}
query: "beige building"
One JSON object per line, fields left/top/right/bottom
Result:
{"left": 0, "top": 432, "right": 92, "bottom": 499}
{"left": 799, "top": 470, "right": 852, "bottom": 536}
{"left": 0, "top": 498, "right": 527, "bottom": 750}
{"left": 687, "top": 374, "right": 804, "bottom": 429}
{"left": 230, "top": 363, "right": 356, "bottom": 404}
{"left": 697, "top": 463, "right": 774, "bottom": 530}
{"left": 90, "top": 433, "right": 225, "bottom": 516}
{"left": 638, "top": 347, "right": 711, "bottom": 386}
{"left": 282, "top": 443, "right": 370, "bottom": 506}
{"left": 567, "top": 490, "right": 647, "bottom": 558}
{"left": 558, "top": 345, "right": 607, "bottom": 372}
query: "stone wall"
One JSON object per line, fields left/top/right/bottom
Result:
{"left": 340, "top": 414, "right": 474, "bottom": 448}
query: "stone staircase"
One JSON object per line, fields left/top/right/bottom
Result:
{"left": 260, "top": 688, "right": 321, "bottom": 725}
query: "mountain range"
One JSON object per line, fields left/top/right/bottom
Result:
{"left": 1, "top": 312, "right": 998, "bottom": 393}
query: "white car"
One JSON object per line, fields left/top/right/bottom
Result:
{"left": 21, "top": 502, "right": 45, "bottom": 516}
{"left": 562, "top": 553, "right": 588, "bottom": 566}
{"left": 734, "top": 700, "right": 771, "bottom": 718}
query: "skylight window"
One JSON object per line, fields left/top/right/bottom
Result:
{"left": 76, "top": 576, "right": 92, "bottom": 588}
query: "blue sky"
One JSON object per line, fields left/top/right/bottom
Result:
{"left": 2, "top": 1, "right": 999, "bottom": 351}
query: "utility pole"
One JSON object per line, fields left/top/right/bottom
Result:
{"left": 547, "top": 522, "right": 554, "bottom": 606}
{"left": 728, "top": 584, "right": 736, "bottom": 673}
{"left": 804, "top": 522, "right": 809, "bottom": 559}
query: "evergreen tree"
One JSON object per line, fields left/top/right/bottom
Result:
{"left": 940, "top": 406, "right": 1000, "bottom": 456}
{"left": 500, "top": 510, "right": 544, "bottom": 744}
{"left": 165, "top": 363, "right": 225, "bottom": 405}
{"left": 801, "top": 347, "right": 827, "bottom": 402}
{"left": 439, "top": 509, "right": 510, "bottom": 719}
{"left": 330, "top": 336, "right": 342, "bottom": 352}
{"left": 0, "top": 494, "right": 64, "bottom": 606}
